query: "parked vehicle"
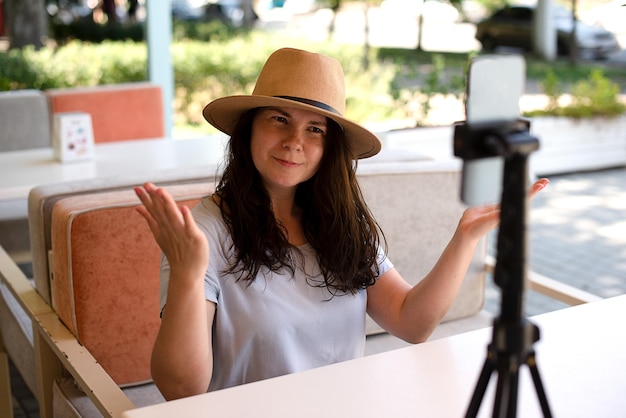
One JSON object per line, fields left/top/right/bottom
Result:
{"left": 172, "top": 0, "right": 206, "bottom": 21}
{"left": 475, "top": 4, "right": 620, "bottom": 59}
{"left": 171, "top": 0, "right": 257, "bottom": 26}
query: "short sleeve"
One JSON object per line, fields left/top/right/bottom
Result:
{"left": 376, "top": 246, "right": 394, "bottom": 279}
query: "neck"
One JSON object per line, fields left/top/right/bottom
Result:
{"left": 270, "top": 195, "right": 306, "bottom": 247}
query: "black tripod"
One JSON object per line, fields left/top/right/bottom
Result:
{"left": 454, "top": 119, "right": 552, "bottom": 418}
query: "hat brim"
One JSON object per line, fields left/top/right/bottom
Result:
{"left": 203, "top": 95, "right": 381, "bottom": 159}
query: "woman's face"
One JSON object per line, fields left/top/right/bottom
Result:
{"left": 250, "top": 106, "right": 327, "bottom": 196}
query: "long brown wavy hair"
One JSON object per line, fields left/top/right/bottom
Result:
{"left": 214, "top": 108, "right": 386, "bottom": 294}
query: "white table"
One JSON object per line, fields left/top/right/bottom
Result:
{"left": 0, "top": 137, "right": 228, "bottom": 202}
{"left": 0, "top": 137, "right": 228, "bottom": 219}
{"left": 122, "top": 295, "right": 626, "bottom": 418}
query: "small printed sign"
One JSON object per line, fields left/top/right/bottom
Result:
{"left": 53, "top": 112, "right": 95, "bottom": 163}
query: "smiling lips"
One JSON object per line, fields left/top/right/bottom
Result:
{"left": 274, "top": 157, "right": 300, "bottom": 168}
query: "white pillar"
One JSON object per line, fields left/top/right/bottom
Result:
{"left": 146, "top": 0, "right": 174, "bottom": 138}
{"left": 534, "top": 0, "right": 557, "bottom": 61}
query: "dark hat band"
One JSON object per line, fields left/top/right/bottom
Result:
{"left": 275, "top": 96, "right": 340, "bottom": 115}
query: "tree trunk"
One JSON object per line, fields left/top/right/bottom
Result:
{"left": 101, "top": 0, "right": 117, "bottom": 23}
{"left": 5, "top": 0, "right": 48, "bottom": 49}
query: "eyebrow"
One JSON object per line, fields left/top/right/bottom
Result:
{"left": 266, "top": 107, "right": 327, "bottom": 127}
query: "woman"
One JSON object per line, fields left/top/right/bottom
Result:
{"left": 135, "top": 48, "right": 548, "bottom": 400}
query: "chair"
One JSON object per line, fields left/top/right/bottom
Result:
{"left": 0, "top": 89, "right": 52, "bottom": 264}
{"left": 27, "top": 169, "right": 215, "bottom": 306}
{"left": 44, "top": 83, "right": 165, "bottom": 143}
{"left": 357, "top": 158, "right": 490, "bottom": 336}
{"left": 356, "top": 156, "right": 601, "bottom": 340}
{"left": 0, "top": 90, "right": 53, "bottom": 418}
{"left": 0, "top": 246, "right": 52, "bottom": 418}
{"left": 34, "top": 181, "right": 216, "bottom": 417}
{"left": 0, "top": 171, "right": 217, "bottom": 418}
{"left": 0, "top": 89, "right": 51, "bottom": 152}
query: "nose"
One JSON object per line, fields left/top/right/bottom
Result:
{"left": 281, "top": 128, "right": 303, "bottom": 151}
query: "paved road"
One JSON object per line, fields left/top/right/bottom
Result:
{"left": 485, "top": 166, "right": 626, "bottom": 317}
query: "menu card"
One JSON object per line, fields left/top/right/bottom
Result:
{"left": 53, "top": 112, "right": 95, "bottom": 163}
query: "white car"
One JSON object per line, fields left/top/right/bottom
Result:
{"left": 475, "top": 4, "right": 620, "bottom": 59}
{"left": 171, "top": 0, "right": 256, "bottom": 26}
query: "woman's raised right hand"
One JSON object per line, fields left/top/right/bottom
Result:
{"left": 135, "top": 182, "right": 209, "bottom": 278}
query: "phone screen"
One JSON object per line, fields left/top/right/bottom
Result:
{"left": 460, "top": 55, "right": 525, "bottom": 206}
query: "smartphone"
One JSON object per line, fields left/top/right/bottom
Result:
{"left": 461, "top": 54, "right": 526, "bottom": 206}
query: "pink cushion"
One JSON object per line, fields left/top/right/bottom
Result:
{"left": 45, "top": 83, "right": 164, "bottom": 143}
{"left": 50, "top": 183, "right": 211, "bottom": 386}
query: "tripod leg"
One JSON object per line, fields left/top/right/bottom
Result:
{"left": 526, "top": 352, "right": 553, "bottom": 418}
{"left": 466, "top": 350, "right": 496, "bottom": 418}
{"left": 492, "top": 356, "right": 520, "bottom": 418}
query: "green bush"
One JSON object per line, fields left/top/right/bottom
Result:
{"left": 2, "top": 32, "right": 623, "bottom": 131}
{"left": 525, "top": 68, "right": 626, "bottom": 118}
{"left": 568, "top": 69, "right": 626, "bottom": 117}
{"left": 0, "top": 47, "right": 45, "bottom": 90}
{"left": 397, "top": 54, "right": 467, "bottom": 125}
{"left": 169, "top": 35, "right": 403, "bottom": 128}
{"left": 0, "top": 34, "right": 405, "bottom": 130}
{"left": 0, "top": 41, "right": 148, "bottom": 89}
{"left": 172, "top": 20, "right": 246, "bottom": 43}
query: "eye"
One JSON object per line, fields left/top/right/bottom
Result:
{"left": 271, "top": 115, "right": 288, "bottom": 124}
{"left": 309, "top": 125, "right": 326, "bottom": 135}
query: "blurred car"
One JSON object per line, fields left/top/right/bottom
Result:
{"left": 171, "top": 0, "right": 257, "bottom": 26}
{"left": 172, "top": 0, "right": 206, "bottom": 21}
{"left": 475, "top": 4, "right": 620, "bottom": 59}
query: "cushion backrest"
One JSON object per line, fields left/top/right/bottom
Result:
{"left": 45, "top": 83, "right": 164, "bottom": 143}
{"left": 28, "top": 169, "right": 218, "bottom": 305}
{"left": 357, "top": 159, "right": 486, "bottom": 333}
{"left": 0, "top": 89, "right": 51, "bottom": 151}
{"left": 49, "top": 182, "right": 213, "bottom": 386}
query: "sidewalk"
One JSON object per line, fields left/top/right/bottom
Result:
{"left": 484, "top": 166, "right": 626, "bottom": 317}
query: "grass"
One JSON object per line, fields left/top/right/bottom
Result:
{"left": 377, "top": 47, "right": 626, "bottom": 91}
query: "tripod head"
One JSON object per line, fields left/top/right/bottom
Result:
{"left": 454, "top": 118, "right": 539, "bottom": 161}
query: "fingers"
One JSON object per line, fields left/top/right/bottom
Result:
{"left": 135, "top": 183, "right": 185, "bottom": 238}
{"left": 180, "top": 204, "right": 199, "bottom": 234}
{"left": 529, "top": 178, "right": 549, "bottom": 200}
{"left": 135, "top": 183, "right": 162, "bottom": 236}
{"left": 135, "top": 183, "right": 182, "bottom": 221}
{"left": 134, "top": 182, "right": 156, "bottom": 211}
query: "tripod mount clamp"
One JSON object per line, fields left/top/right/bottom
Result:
{"left": 491, "top": 317, "right": 540, "bottom": 356}
{"left": 453, "top": 118, "right": 539, "bottom": 161}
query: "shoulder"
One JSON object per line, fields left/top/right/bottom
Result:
{"left": 192, "top": 195, "right": 223, "bottom": 225}
{"left": 192, "top": 195, "right": 229, "bottom": 239}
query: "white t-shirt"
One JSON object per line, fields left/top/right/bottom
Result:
{"left": 160, "top": 197, "right": 394, "bottom": 392}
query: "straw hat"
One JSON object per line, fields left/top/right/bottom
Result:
{"left": 202, "top": 48, "right": 381, "bottom": 159}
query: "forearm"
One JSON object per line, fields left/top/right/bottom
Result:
{"left": 151, "top": 272, "right": 214, "bottom": 400}
{"left": 370, "top": 181, "right": 545, "bottom": 343}
{"left": 399, "top": 228, "right": 482, "bottom": 342}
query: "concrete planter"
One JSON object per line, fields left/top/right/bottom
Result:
{"left": 529, "top": 115, "right": 626, "bottom": 176}
{"left": 381, "top": 114, "right": 626, "bottom": 177}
